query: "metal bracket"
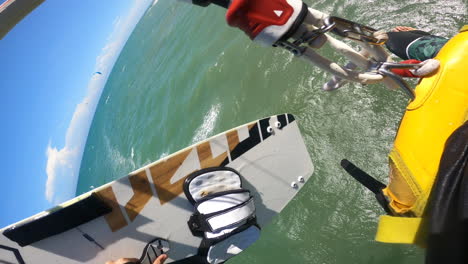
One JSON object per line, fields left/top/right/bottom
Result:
{"left": 275, "top": 41, "right": 306, "bottom": 56}
{"left": 276, "top": 23, "right": 335, "bottom": 56}
{"left": 293, "top": 22, "right": 336, "bottom": 46}
{"left": 377, "top": 62, "right": 422, "bottom": 100}
{"left": 325, "top": 16, "right": 387, "bottom": 45}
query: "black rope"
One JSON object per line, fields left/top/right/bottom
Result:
{"left": 340, "top": 159, "right": 393, "bottom": 215}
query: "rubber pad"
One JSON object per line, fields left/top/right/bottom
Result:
{"left": 184, "top": 168, "right": 242, "bottom": 204}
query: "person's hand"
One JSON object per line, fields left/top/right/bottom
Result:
{"left": 410, "top": 59, "right": 440, "bottom": 77}
{"left": 154, "top": 254, "right": 168, "bottom": 264}
{"left": 392, "top": 26, "right": 417, "bottom": 32}
{"left": 105, "top": 258, "right": 139, "bottom": 264}
{"left": 105, "top": 254, "right": 168, "bottom": 264}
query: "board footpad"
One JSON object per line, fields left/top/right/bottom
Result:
{"left": 181, "top": 167, "right": 260, "bottom": 263}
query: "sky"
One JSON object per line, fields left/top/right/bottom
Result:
{"left": 0, "top": 0, "right": 154, "bottom": 228}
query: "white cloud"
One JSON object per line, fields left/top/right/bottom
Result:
{"left": 45, "top": 0, "right": 153, "bottom": 204}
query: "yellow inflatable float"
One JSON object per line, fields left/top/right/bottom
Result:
{"left": 376, "top": 25, "right": 468, "bottom": 244}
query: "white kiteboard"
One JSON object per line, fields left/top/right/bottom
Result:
{"left": 0, "top": 114, "right": 314, "bottom": 264}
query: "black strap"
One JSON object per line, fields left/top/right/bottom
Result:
{"left": 278, "top": 3, "right": 309, "bottom": 42}
{"left": 192, "top": 0, "right": 230, "bottom": 8}
{"left": 189, "top": 195, "right": 254, "bottom": 234}
{"left": 174, "top": 221, "right": 259, "bottom": 264}
{"left": 340, "top": 159, "right": 393, "bottom": 215}
{"left": 126, "top": 238, "right": 168, "bottom": 264}
{"left": 188, "top": 189, "right": 251, "bottom": 234}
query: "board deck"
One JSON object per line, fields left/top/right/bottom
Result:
{"left": 0, "top": 114, "right": 314, "bottom": 263}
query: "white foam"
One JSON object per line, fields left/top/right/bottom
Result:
{"left": 191, "top": 103, "right": 221, "bottom": 144}
{"left": 158, "top": 151, "right": 169, "bottom": 159}
{"left": 104, "top": 135, "right": 136, "bottom": 171}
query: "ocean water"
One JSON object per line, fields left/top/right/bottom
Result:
{"left": 76, "top": 0, "right": 466, "bottom": 263}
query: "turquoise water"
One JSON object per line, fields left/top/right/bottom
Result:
{"left": 77, "top": 0, "right": 466, "bottom": 263}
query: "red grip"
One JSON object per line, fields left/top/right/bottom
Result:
{"left": 226, "top": 0, "right": 294, "bottom": 39}
{"left": 391, "top": 59, "right": 421, "bottom": 78}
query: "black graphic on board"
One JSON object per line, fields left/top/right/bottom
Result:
{"left": 0, "top": 245, "right": 26, "bottom": 264}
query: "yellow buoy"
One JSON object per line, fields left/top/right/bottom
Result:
{"left": 376, "top": 26, "right": 468, "bottom": 245}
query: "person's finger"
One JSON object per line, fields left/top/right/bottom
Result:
{"left": 392, "top": 26, "right": 416, "bottom": 32}
{"left": 153, "top": 254, "right": 168, "bottom": 264}
{"left": 403, "top": 26, "right": 416, "bottom": 31}
{"left": 114, "top": 258, "right": 140, "bottom": 264}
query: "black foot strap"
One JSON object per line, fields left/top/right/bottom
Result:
{"left": 125, "top": 238, "right": 169, "bottom": 264}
